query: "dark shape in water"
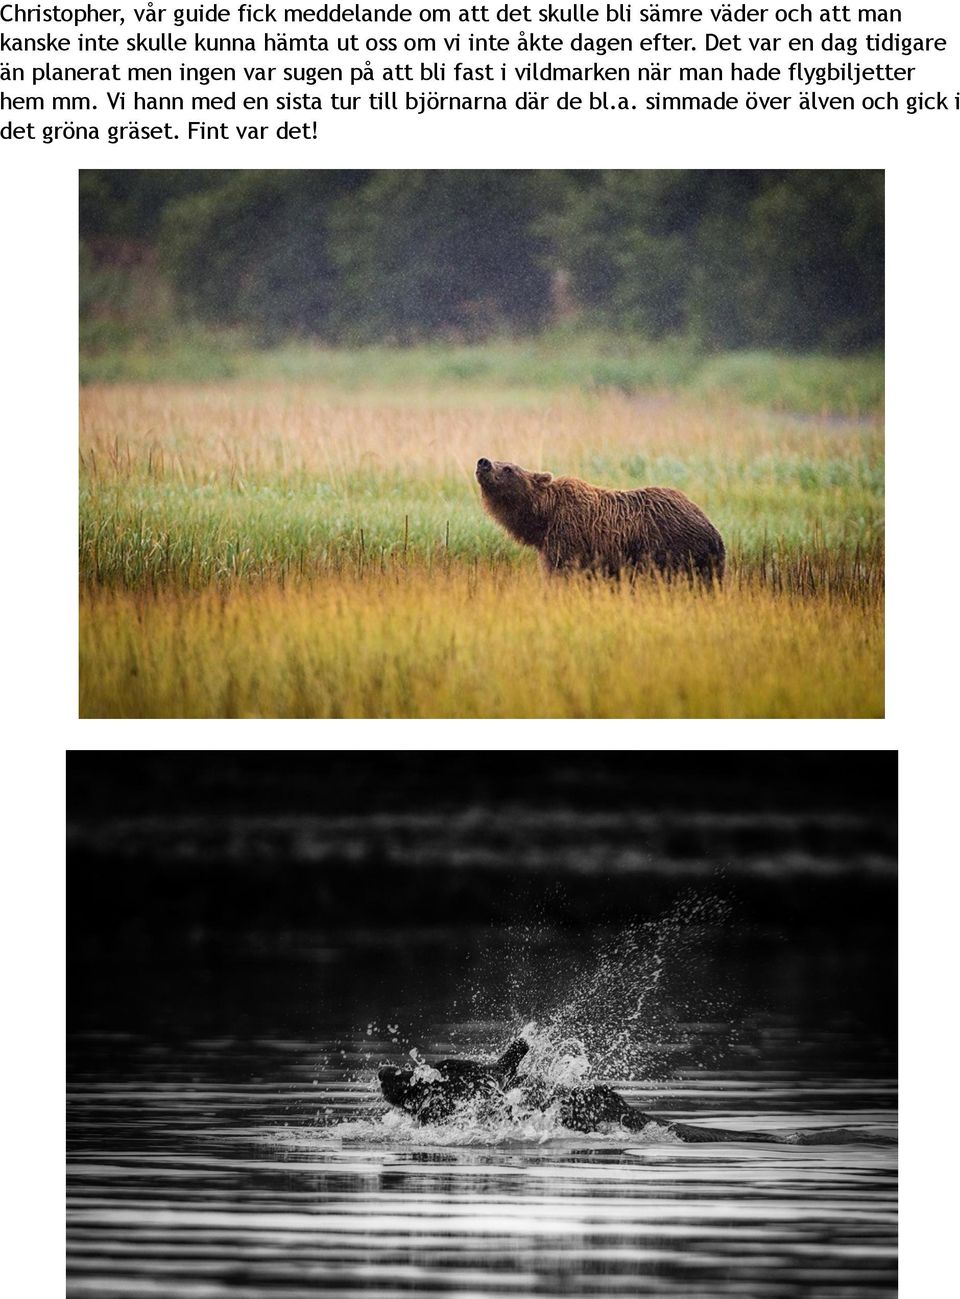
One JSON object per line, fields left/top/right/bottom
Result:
{"left": 379, "top": 1039, "right": 530, "bottom": 1123}
{"left": 378, "top": 1038, "right": 889, "bottom": 1144}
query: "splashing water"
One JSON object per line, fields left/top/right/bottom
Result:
{"left": 307, "top": 1109, "right": 683, "bottom": 1148}
{"left": 304, "top": 894, "right": 741, "bottom": 1145}
{"left": 512, "top": 1021, "right": 591, "bottom": 1088}
{"left": 302, "top": 1032, "right": 684, "bottom": 1149}
{"left": 503, "top": 890, "right": 737, "bottom": 1081}
{"left": 70, "top": 917, "right": 897, "bottom": 1299}
{"left": 408, "top": 1049, "right": 442, "bottom": 1084}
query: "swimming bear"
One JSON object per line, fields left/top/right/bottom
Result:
{"left": 378, "top": 1038, "right": 790, "bottom": 1143}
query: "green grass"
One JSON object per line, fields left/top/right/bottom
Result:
{"left": 79, "top": 377, "right": 883, "bottom": 717}
{"left": 80, "top": 456, "right": 882, "bottom": 591}
{"left": 80, "top": 322, "right": 883, "bottom": 418}
{"left": 692, "top": 350, "right": 884, "bottom": 416}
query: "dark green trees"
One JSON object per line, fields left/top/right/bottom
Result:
{"left": 328, "top": 170, "right": 566, "bottom": 341}
{"left": 158, "top": 171, "right": 368, "bottom": 341}
{"left": 80, "top": 169, "right": 883, "bottom": 352}
{"left": 548, "top": 170, "right": 883, "bottom": 351}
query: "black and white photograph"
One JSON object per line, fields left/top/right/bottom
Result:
{"left": 67, "top": 750, "right": 896, "bottom": 1296}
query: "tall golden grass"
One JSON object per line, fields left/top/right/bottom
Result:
{"left": 79, "top": 568, "right": 882, "bottom": 719}
{"left": 79, "top": 382, "right": 883, "bottom": 718}
{"left": 80, "top": 382, "right": 878, "bottom": 482}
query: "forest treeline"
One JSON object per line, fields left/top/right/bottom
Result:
{"left": 80, "top": 169, "right": 883, "bottom": 352}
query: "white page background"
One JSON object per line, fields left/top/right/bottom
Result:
{"left": 3, "top": 9, "right": 956, "bottom": 1289}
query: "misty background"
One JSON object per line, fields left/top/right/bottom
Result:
{"left": 69, "top": 752, "right": 895, "bottom": 960}
{"left": 79, "top": 170, "right": 883, "bottom": 395}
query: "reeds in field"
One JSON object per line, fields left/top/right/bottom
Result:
{"left": 79, "top": 567, "right": 883, "bottom": 719}
{"left": 78, "top": 382, "right": 883, "bottom": 718}
{"left": 79, "top": 382, "right": 881, "bottom": 483}
{"left": 79, "top": 390, "right": 882, "bottom": 582}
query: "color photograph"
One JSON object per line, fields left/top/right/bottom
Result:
{"left": 79, "top": 170, "right": 884, "bottom": 716}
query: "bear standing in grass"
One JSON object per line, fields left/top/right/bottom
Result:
{"left": 476, "top": 458, "right": 725, "bottom": 583}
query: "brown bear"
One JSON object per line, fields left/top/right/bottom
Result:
{"left": 475, "top": 457, "right": 725, "bottom": 582}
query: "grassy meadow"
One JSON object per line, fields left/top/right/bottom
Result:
{"left": 79, "top": 345, "right": 884, "bottom": 718}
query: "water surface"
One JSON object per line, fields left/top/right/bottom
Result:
{"left": 68, "top": 927, "right": 896, "bottom": 1297}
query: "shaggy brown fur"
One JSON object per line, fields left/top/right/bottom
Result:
{"left": 475, "top": 458, "right": 725, "bottom": 582}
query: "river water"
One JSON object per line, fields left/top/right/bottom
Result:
{"left": 67, "top": 924, "right": 896, "bottom": 1297}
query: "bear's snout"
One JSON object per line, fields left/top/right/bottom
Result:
{"left": 476, "top": 457, "right": 492, "bottom": 473}
{"left": 378, "top": 1063, "right": 414, "bottom": 1104}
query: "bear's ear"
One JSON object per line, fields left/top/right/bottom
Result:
{"left": 533, "top": 472, "right": 553, "bottom": 486}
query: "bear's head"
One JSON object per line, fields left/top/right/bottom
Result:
{"left": 475, "top": 458, "right": 554, "bottom": 545}
{"left": 378, "top": 1060, "right": 498, "bottom": 1123}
